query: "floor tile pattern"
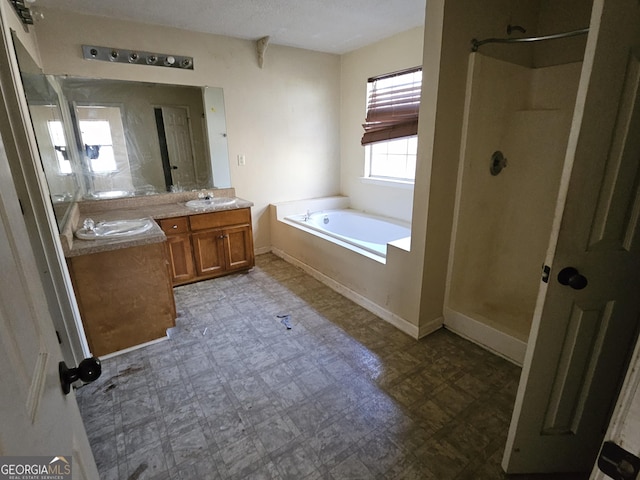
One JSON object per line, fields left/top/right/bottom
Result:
{"left": 77, "top": 253, "right": 589, "bottom": 479}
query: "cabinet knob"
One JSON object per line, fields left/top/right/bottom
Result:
{"left": 172, "top": 225, "right": 178, "bottom": 229}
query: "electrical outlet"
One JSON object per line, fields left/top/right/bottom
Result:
{"left": 237, "top": 154, "right": 246, "bottom": 166}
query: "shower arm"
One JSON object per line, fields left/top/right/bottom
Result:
{"left": 471, "top": 27, "right": 589, "bottom": 52}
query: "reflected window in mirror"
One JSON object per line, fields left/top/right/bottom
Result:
{"left": 75, "top": 105, "right": 134, "bottom": 195}
{"left": 79, "top": 120, "right": 117, "bottom": 173}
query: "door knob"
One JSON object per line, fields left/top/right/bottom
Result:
{"left": 59, "top": 357, "right": 102, "bottom": 395}
{"left": 557, "top": 267, "right": 588, "bottom": 290}
{"left": 171, "top": 165, "right": 178, "bottom": 170}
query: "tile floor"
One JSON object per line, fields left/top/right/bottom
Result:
{"left": 77, "top": 253, "right": 590, "bottom": 479}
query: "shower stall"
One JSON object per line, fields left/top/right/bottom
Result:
{"left": 445, "top": 32, "right": 586, "bottom": 364}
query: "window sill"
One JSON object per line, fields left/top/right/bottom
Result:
{"left": 359, "top": 177, "right": 414, "bottom": 190}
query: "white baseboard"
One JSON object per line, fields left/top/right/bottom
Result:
{"left": 254, "top": 245, "right": 272, "bottom": 256}
{"left": 418, "top": 316, "right": 444, "bottom": 339}
{"left": 443, "top": 306, "right": 526, "bottom": 366}
{"left": 98, "top": 336, "right": 168, "bottom": 360}
{"left": 272, "top": 247, "right": 420, "bottom": 339}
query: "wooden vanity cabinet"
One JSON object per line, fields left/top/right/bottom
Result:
{"left": 67, "top": 242, "right": 176, "bottom": 357}
{"left": 160, "top": 208, "right": 254, "bottom": 286}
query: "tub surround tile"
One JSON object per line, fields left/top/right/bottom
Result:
{"left": 78, "top": 253, "right": 589, "bottom": 480}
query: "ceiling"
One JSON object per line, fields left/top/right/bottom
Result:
{"left": 33, "top": 0, "right": 426, "bottom": 55}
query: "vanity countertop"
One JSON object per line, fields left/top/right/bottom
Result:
{"left": 61, "top": 189, "right": 253, "bottom": 257}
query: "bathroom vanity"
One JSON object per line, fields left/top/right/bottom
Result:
{"left": 67, "top": 241, "right": 176, "bottom": 357}
{"left": 61, "top": 190, "right": 254, "bottom": 356}
{"left": 160, "top": 208, "right": 254, "bottom": 286}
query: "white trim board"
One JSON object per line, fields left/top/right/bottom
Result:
{"left": 271, "top": 247, "right": 420, "bottom": 339}
{"left": 443, "top": 306, "right": 526, "bottom": 366}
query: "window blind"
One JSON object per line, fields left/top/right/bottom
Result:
{"left": 361, "top": 67, "right": 422, "bottom": 146}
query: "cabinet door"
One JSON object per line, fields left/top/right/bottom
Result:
{"left": 166, "top": 233, "right": 195, "bottom": 284}
{"left": 192, "top": 229, "right": 226, "bottom": 277}
{"left": 224, "top": 224, "right": 255, "bottom": 272}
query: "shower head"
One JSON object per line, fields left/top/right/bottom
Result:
{"left": 507, "top": 25, "right": 527, "bottom": 35}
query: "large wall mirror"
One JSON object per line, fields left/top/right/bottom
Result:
{"left": 12, "top": 34, "right": 232, "bottom": 230}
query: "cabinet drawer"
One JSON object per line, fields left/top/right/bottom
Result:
{"left": 159, "top": 216, "right": 190, "bottom": 234}
{"left": 189, "top": 208, "right": 251, "bottom": 231}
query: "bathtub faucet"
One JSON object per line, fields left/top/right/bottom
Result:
{"left": 303, "top": 209, "right": 311, "bottom": 221}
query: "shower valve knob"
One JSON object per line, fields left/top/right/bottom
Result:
{"left": 557, "top": 267, "right": 588, "bottom": 290}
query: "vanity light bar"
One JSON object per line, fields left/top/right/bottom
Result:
{"left": 10, "top": 0, "right": 34, "bottom": 25}
{"left": 81, "top": 45, "right": 194, "bottom": 70}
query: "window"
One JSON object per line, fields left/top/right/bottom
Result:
{"left": 362, "top": 67, "right": 422, "bottom": 182}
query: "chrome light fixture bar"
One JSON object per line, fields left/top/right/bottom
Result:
{"left": 11, "top": 0, "right": 34, "bottom": 25}
{"left": 82, "top": 45, "right": 194, "bottom": 70}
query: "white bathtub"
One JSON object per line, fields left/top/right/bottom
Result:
{"left": 286, "top": 209, "right": 410, "bottom": 258}
{"left": 271, "top": 198, "right": 430, "bottom": 339}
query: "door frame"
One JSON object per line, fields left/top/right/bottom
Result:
{"left": 0, "top": 10, "right": 89, "bottom": 365}
{"left": 591, "top": 334, "right": 640, "bottom": 478}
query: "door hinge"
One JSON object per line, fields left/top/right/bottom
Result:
{"left": 542, "top": 264, "right": 551, "bottom": 283}
{"left": 598, "top": 441, "right": 640, "bottom": 480}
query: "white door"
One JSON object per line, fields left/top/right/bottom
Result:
{"left": 161, "top": 106, "right": 196, "bottom": 188}
{"left": 0, "top": 112, "right": 98, "bottom": 478}
{"left": 503, "top": 0, "right": 640, "bottom": 473}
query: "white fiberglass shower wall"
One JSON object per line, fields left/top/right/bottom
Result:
{"left": 445, "top": 52, "right": 583, "bottom": 364}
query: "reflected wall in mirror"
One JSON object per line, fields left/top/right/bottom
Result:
{"left": 12, "top": 33, "right": 232, "bottom": 230}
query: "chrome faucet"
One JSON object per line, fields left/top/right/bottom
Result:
{"left": 198, "top": 190, "right": 214, "bottom": 200}
{"left": 303, "top": 209, "right": 311, "bottom": 221}
{"left": 83, "top": 218, "right": 96, "bottom": 232}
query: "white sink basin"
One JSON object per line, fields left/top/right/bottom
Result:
{"left": 185, "top": 197, "right": 236, "bottom": 209}
{"left": 83, "top": 190, "right": 134, "bottom": 200}
{"left": 75, "top": 218, "right": 155, "bottom": 240}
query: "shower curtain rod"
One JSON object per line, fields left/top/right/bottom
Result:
{"left": 471, "top": 27, "right": 589, "bottom": 52}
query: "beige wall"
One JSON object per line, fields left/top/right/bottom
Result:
{"left": 534, "top": 0, "right": 592, "bottom": 67}
{"left": 33, "top": 7, "right": 341, "bottom": 252}
{"left": 268, "top": 29, "right": 431, "bottom": 335}
{"left": 339, "top": 27, "right": 424, "bottom": 223}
